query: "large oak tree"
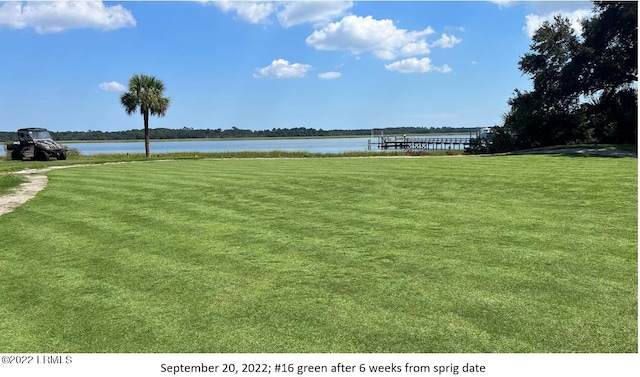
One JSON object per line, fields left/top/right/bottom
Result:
{"left": 500, "top": 1, "right": 637, "bottom": 150}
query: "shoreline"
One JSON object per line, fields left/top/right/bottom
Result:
{"left": 58, "top": 132, "right": 472, "bottom": 144}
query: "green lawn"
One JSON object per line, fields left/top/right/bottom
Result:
{"left": 0, "top": 174, "right": 23, "bottom": 196}
{"left": 0, "top": 155, "right": 636, "bottom": 353}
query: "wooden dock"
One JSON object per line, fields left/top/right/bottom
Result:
{"left": 368, "top": 135, "right": 473, "bottom": 150}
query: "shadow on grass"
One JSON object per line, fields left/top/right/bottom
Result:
{"left": 507, "top": 146, "right": 637, "bottom": 159}
{"left": 552, "top": 151, "right": 638, "bottom": 158}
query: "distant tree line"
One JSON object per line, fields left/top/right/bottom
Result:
{"left": 1, "top": 126, "right": 480, "bottom": 143}
{"left": 488, "top": 1, "right": 637, "bottom": 152}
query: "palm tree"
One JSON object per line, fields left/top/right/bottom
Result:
{"left": 120, "top": 74, "right": 170, "bottom": 157}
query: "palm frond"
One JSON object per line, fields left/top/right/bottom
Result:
{"left": 120, "top": 92, "right": 139, "bottom": 115}
{"left": 120, "top": 73, "right": 170, "bottom": 117}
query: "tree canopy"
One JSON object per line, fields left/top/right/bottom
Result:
{"left": 498, "top": 1, "right": 637, "bottom": 151}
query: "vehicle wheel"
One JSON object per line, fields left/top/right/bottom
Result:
{"left": 36, "top": 149, "right": 50, "bottom": 161}
{"left": 11, "top": 149, "right": 23, "bottom": 161}
{"left": 58, "top": 150, "right": 67, "bottom": 160}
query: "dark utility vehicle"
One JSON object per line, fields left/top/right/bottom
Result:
{"left": 6, "top": 128, "right": 67, "bottom": 161}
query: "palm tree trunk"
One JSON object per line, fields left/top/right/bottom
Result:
{"left": 143, "top": 110, "right": 150, "bottom": 158}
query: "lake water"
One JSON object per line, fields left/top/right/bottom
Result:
{"left": 64, "top": 134, "right": 472, "bottom": 156}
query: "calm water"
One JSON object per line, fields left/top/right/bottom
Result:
{"left": 64, "top": 134, "right": 472, "bottom": 156}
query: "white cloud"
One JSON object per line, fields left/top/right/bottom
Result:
{"left": 254, "top": 59, "right": 312, "bottom": 79}
{"left": 384, "top": 57, "right": 451, "bottom": 74}
{"left": 399, "top": 41, "right": 431, "bottom": 57}
{"left": 490, "top": 1, "right": 514, "bottom": 9}
{"left": 213, "top": 1, "right": 275, "bottom": 24}
{"left": 99, "top": 81, "right": 126, "bottom": 92}
{"left": 318, "top": 71, "right": 341, "bottom": 80}
{"left": 306, "top": 15, "right": 436, "bottom": 60}
{"left": 209, "top": 1, "right": 352, "bottom": 28}
{"left": 524, "top": 8, "right": 592, "bottom": 38}
{"left": 0, "top": 1, "right": 135, "bottom": 34}
{"left": 431, "top": 33, "right": 462, "bottom": 49}
{"left": 277, "top": 1, "right": 352, "bottom": 28}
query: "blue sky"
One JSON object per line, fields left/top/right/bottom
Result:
{"left": 0, "top": 1, "right": 595, "bottom": 132}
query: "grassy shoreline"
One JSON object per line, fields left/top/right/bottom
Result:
{"left": 0, "top": 149, "right": 465, "bottom": 174}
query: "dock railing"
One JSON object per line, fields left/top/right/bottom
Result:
{"left": 368, "top": 133, "right": 475, "bottom": 151}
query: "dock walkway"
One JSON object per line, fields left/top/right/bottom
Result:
{"left": 369, "top": 135, "right": 473, "bottom": 151}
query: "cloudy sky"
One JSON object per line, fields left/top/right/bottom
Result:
{"left": 0, "top": 1, "right": 594, "bottom": 132}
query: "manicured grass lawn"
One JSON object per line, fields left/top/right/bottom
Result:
{"left": 0, "top": 155, "right": 636, "bottom": 352}
{"left": 0, "top": 173, "right": 24, "bottom": 196}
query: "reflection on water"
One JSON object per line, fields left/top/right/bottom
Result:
{"left": 64, "top": 135, "right": 472, "bottom": 155}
